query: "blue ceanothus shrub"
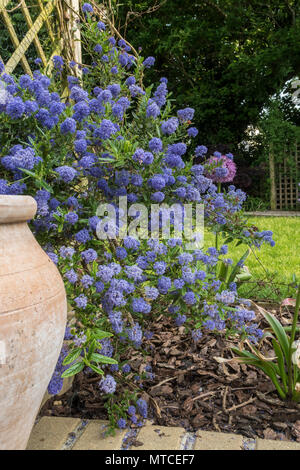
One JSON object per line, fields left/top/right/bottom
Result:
{"left": 0, "top": 2, "right": 274, "bottom": 430}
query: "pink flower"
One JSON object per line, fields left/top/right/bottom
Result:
{"left": 205, "top": 155, "right": 236, "bottom": 183}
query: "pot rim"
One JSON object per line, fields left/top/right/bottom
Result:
{"left": 0, "top": 195, "right": 37, "bottom": 224}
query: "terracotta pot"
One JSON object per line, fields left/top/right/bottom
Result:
{"left": 0, "top": 195, "right": 67, "bottom": 450}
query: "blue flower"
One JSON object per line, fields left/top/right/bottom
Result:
{"left": 143, "top": 56, "right": 155, "bottom": 68}
{"left": 177, "top": 107, "right": 195, "bottom": 122}
{"left": 161, "top": 117, "right": 179, "bottom": 135}
{"left": 55, "top": 166, "right": 77, "bottom": 183}
{"left": 60, "top": 118, "right": 76, "bottom": 134}
{"left": 99, "top": 375, "right": 117, "bottom": 394}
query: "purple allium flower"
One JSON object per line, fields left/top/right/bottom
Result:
{"left": 97, "top": 265, "right": 115, "bottom": 283}
{"left": 153, "top": 82, "right": 168, "bottom": 108}
{"left": 206, "top": 155, "right": 237, "bottom": 183}
{"left": 95, "top": 281, "right": 104, "bottom": 293}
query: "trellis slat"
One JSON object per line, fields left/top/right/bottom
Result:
{"left": 20, "top": 0, "right": 47, "bottom": 66}
{"left": 5, "top": 0, "right": 56, "bottom": 73}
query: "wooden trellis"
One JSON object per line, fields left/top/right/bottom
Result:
{"left": 0, "top": 0, "right": 81, "bottom": 76}
{"left": 269, "top": 144, "right": 300, "bottom": 210}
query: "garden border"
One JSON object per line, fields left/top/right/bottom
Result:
{"left": 27, "top": 417, "right": 300, "bottom": 451}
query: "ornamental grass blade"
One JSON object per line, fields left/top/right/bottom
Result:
{"left": 272, "top": 339, "right": 288, "bottom": 392}
{"left": 227, "top": 249, "right": 250, "bottom": 285}
{"left": 253, "top": 302, "right": 290, "bottom": 361}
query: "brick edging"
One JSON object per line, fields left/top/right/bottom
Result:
{"left": 26, "top": 417, "right": 300, "bottom": 451}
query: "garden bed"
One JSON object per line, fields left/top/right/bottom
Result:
{"left": 40, "top": 301, "right": 300, "bottom": 443}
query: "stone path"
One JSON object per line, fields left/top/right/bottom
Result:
{"left": 26, "top": 417, "right": 300, "bottom": 450}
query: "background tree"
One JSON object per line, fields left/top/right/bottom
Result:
{"left": 115, "top": 0, "right": 300, "bottom": 153}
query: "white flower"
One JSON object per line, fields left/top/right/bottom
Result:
{"left": 295, "top": 383, "right": 300, "bottom": 393}
{"left": 291, "top": 340, "right": 300, "bottom": 369}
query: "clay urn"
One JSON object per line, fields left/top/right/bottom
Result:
{"left": 0, "top": 195, "right": 67, "bottom": 449}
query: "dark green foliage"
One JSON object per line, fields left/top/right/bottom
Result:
{"left": 117, "top": 0, "right": 300, "bottom": 150}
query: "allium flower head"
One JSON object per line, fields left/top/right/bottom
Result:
{"left": 206, "top": 155, "right": 236, "bottom": 183}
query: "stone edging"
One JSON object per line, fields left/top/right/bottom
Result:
{"left": 26, "top": 417, "right": 300, "bottom": 451}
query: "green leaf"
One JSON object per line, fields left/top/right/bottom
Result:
{"left": 227, "top": 249, "right": 250, "bottom": 284}
{"left": 272, "top": 339, "right": 288, "bottom": 392}
{"left": 61, "top": 361, "right": 85, "bottom": 378}
{"left": 93, "top": 329, "right": 113, "bottom": 340}
{"left": 88, "top": 364, "right": 104, "bottom": 375}
{"left": 62, "top": 348, "right": 82, "bottom": 365}
{"left": 262, "top": 311, "right": 290, "bottom": 361}
{"left": 90, "top": 353, "right": 118, "bottom": 364}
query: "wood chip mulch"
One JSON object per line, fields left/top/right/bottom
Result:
{"left": 40, "top": 301, "right": 300, "bottom": 442}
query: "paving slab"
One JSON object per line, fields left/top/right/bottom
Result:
{"left": 26, "top": 417, "right": 300, "bottom": 451}
{"left": 256, "top": 439, "right": 300, "bottom": 451}
{"left": 27, "top": 416, "right": 81, "bottom": 450}
{"left": 132, "top": 424, "right": 186, "bottom": 450}
{"left": 72, "top": 420, "right": 127, "bottom": 450}
{"left": 194, "top": 430, "right": 244, "bottom": 450}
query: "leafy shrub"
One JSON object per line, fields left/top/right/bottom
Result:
{"left": 0, "top": 3, "right": 275, "bottom": 429}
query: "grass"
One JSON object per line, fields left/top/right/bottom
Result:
{"left": 204, "top": 216, "right": 300, "bottom": 302}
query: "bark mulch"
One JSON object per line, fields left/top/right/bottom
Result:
{"left": 40, "top": 301, "right": 300, "bottom": 442}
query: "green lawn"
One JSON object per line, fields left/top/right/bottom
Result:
{"left": 204, "top": 216, "right": 300, "bottom": 301}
